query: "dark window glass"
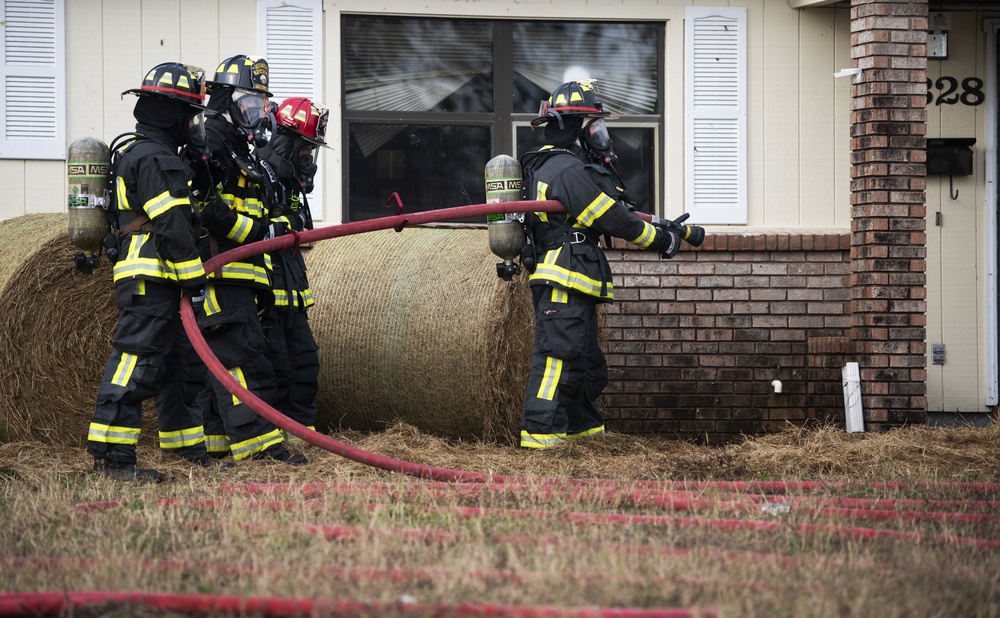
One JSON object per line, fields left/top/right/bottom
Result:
{"left": 347, "top": 124, "right": 492, "bottom": 220}
{"left": 511, "top": 22, "right": 660, "bottom": 116}
{"left": 343, "top": 16, "right": 493, "bottom": 113}
{"left": 342, "top": 16, "right": 662, "bottom": 222}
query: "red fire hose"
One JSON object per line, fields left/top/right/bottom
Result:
{"left": 179, "top": 199, "right": 661, "bottom": 483}
{"left": 0, "top": 591, "right": 715, "bottom": 618}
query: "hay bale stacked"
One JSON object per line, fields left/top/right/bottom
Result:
{"left": 307, "top": 226, "right": 533, "bottom": 444}
{"left": 0, "top": 214, "right": 116, "bottom": 444}
{"left": 0, "top": 217, "right": 533, "bottom": 445}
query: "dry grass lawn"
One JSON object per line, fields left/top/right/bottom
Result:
{"left": 1, "top": 421, "right": 998, "bottom": 617}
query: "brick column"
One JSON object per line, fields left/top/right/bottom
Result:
{"left": 849, "top": 0, "right": 928, "bottom": 427}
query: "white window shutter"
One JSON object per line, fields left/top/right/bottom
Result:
{"left": 258, "top": 0, "right": 324, "bottom": 219}
{"left": 685, "top": 6, "right": 746, "bottom": 225}
{"left": 0, "top": 0, "right": 65, "bottom": 160}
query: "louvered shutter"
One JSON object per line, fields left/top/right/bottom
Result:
{"left": 685, "top": 7, "right": 746, "bottom": 224}
{"left": 0, "top": 0, "right": 65, "bottom": 160}
{"left": 258, "top": 0, "right": 324, "bottom": 219}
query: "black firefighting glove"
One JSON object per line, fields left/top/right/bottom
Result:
{"left": 655, "top": 225, "right": 681, "bottom": 260}
{"left": 263, "top": 220, "right": 289, "bottom": 240}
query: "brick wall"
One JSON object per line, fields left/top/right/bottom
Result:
{"left": 849, "top": 0, "right": 928, "bottom": 425}
{"left": 602, "top": 233, "right": 852, "bottom": 445}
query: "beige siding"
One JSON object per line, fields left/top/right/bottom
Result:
{"left": 924, "top": 10, "right": 998, "bottom": 412}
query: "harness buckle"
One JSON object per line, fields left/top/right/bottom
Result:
{"left": 570, "top": 231, "right": 588, "bottom": 244}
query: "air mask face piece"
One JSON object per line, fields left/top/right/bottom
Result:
{"left": 231, "top": 89, "right": 270, "bottom": 131}
{"left": 583, "top": 117, "right": 617, "bottom": 166}
{"left": 186, "top": 111, "right": 207, "bottom": 147}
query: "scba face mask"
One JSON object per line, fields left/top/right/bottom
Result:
{"left": 186, "top": 111, "right": 206, "bottom": 147}
{"left": 582, "top": 117, "right": 617, "bottom": 166}
{"left": 231, "top": 89, "right": 269, "bottom": 131}
{"left": 295, "top": 139, "right": 319, "bottom": 192}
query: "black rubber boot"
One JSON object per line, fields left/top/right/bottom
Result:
{"left": 93, "top": 458, "right": 163, "bottom": 483}
{"left": 250, "top": 444, "right": 307, "bottom": 465}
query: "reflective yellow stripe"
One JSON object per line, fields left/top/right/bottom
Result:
{"left": 158, "top": 426, "right": 206, "bottom": 449}
{"left": 229, "top": 366, "right": 248, "bottom": 407}
{"left": 530, "top": 261, "right": 613, "bottom": 299}
{"left": 283, "top": 427, "right": 315, "bottom": 443}
{"left": 165, "top": 257, "right": 206, "bottom": 283}
{"left": 88, "top": 422, "right": 140, "bottom": 445}
{"left": 576, "top": 193, "right": 615, "bottom": 227}
{"left": 568, "top": 425, "right": 605, "bottom": 440}
{"left": 630, "top": 221, "right": 657, "bottom": 249}
{"left": 550, "top": 288, "right": 568, "bottom": 304}
{"left": 205, "top": 434, "right": 231, "bottom": 455}
{"left": 274, "top": 288, "right": 315, "bottom": 309}
{"left": 520, "top": 430, "right": 567, "bottom": 449}
{"left": 230, "top": 428, "right": 284, "bottom": 461}
{"left": 537, "top": 356, "right": 562, "bottom": 401}
{"left": 111, "top": 352, "right": 138, "bottom": 387}
{"left": 227, "top": 213, "right": 255, "bottom": 243}
{"left": 205, "top": 285, "right": 222, "bottom": 316}
{"left": 535, "top": 181, "right": 550, "bottom": 223}
{"left": 145, "top": 190, "right": 187, "bottom": 219}
{"left": 211, "top": 262, "right": 270, "bottom": 286}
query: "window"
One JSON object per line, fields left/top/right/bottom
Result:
{"left": 0, "top": 0, "right": 65, "bottom": 160}
{"left": 685, "top": 6, "right": 747, "bottom": 224}
{"left": 342, "top": 16, "right": 663, "bottom": 221}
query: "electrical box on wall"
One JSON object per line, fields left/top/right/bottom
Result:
{"left": 926, "top": 138, "right": 975, "bottom": 176}
{"left": 928, "top": 12, "right": 950, "bottom": 59}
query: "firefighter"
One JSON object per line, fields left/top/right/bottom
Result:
{"left": 518, "top": 80, "right": 684, "bottom": 449}
{"left": 256, "top": 97, "right": 327, "bottom": 440}
{"left": 190, "top": 54, "right": 306, "bottom": 465}
{"left": 87, "top": 62, "right": 214, "bottom": 481}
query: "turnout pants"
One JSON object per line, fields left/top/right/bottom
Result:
{"left": 197, "top": 284, "right": 285, "bottom": 460}
{"left": 520, "top": 285, "right": 607, "bottom": 449}
{"left": 264, "top": 308, "right": 320, "bottom": 442}
{"left": 87, "top": 279, "right": 207, "bottom": 465}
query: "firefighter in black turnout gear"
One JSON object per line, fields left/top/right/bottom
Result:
{"left": 87, "top": 63, "right": 213, "bottom": 481}
{"left": 519, "top": 80, "right": 687, "bottom": 449}
{"left": 192, "top": 54, "right": 306, "bottom": 465}
{"left": 257, "top": 97, "right": 327, "bottom": 440}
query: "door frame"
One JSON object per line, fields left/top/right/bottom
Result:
{"left": 983, "top": 19, "right": 999, "bottom": 405}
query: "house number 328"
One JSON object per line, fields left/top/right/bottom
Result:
{"left": 925, "top": 77, "right": 984, "bottom": 106}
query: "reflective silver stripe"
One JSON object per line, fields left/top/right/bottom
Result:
{"left": 576, "top": 193, "right": 615, "bottom": 227}
{"left": 630, "top": 221, "right": 657, "bottom": 249}
{"left": 205, "top": 434, "right": 231, "bottom": 454}
{"left": 519, "top": 430, "right": 567, "bottom": 449}
{"left": 158, "top": 427, "right": 206, "bottom": 449}
{"left": 145, "top": 190, "right": 186, "bottom": 219}
{"left": 227, "top": 214, "right": 254, "bottom": 243}
{"left": 88, "top": 423, "right": 141, "bottom": 445}
{"left": 230, "top": 429, "right": 284, "bottom": 460}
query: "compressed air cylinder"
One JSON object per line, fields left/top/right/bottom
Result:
{"left": 485, "top": 154, "right": 525, "bottom": 263}
{"left": 67, "top": 137, "right": 110, "bottom": 257}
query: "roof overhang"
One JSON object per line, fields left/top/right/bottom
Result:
{"left": 787, "top": 0, "right": 842, "bottom": 7}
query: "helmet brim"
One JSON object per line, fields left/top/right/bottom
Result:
{"left": 205, "top": 81, "right": 273, "bottom": 98}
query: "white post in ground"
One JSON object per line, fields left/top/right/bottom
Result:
{"left": 842, "top": 362, "right": 865, "bottom": 433}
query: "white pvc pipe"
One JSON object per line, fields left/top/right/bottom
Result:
{"left": 842, "top": 362, "right": 865, "bottom": 433}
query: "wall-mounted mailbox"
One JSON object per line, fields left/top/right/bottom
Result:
{"left": 926, "top": 138, "right": 975, "bottom": 176}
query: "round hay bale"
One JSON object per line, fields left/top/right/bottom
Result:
{"left": 307, "top": 226, "right": 534, "bottom": 444}
{"left": 0, "top": 214, "right": 116, "bottom": 444}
